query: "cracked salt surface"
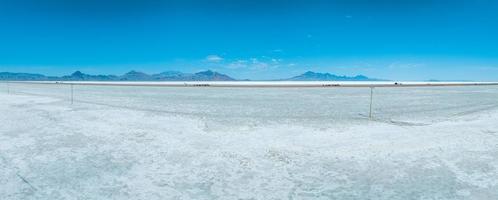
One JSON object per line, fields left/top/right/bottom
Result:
{"left": 1, "top": 85, "right": 498, "bottom": 199}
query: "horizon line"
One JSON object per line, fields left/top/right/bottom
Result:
{"left": 0, "top": 70, "right": 482, "bottom": 82}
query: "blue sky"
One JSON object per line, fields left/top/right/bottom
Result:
{"left": 1, "top": 0, "right": 498, "bottom": 80}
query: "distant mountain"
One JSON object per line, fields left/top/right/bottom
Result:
{"left": 191, "top": 70, "right": 235, "bottom": 81}
{"left": 119, "top": 71, "right": 151, "bottom": 81}
{"left": 61, "top": 71, "right": 119, "bottom": 81}
{"left": 0, "top": 72, "right": 50, "bottom": 81}
{"left": 150, "top": 70, "right": 235, "bottom": 81}
{"left": 0, "top": 70, "right": 236, "bottom": 81}
{"left": 287, "top": 71, "right": 380, "bottom": 81}
{"left": 0, "top": 70, "right": 382, "bottom": 81}
{"left": 151, "top": 71, "right": 188, "bottom": 80}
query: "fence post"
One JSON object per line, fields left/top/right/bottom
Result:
{"left": 70, "top": 84, "right": 74, "bottom": 104}
{"left": 369, "top": 87, "right": 374, "bottom": 119}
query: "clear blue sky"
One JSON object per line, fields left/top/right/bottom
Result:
{"left": 1, "top": 0, "right": 498, "bottom": 80}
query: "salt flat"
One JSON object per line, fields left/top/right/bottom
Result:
{"left": 1, "top": 86, "right": 498, "bottom": 199}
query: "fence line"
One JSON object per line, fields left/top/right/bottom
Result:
{"left": 4, "top": 81, "right": 498, "bottom": 119}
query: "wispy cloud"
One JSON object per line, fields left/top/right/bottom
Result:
{"left": 205, "top": 55, "right": 223, "bottom": 62}
{"left": 249, "top": 58, "right": 270, "bottom": 70}
{"left": 388, "top": 62, "right": 425, "bottom": 69}
{"left": 227, "top": 60, "right": 248, "bottom": 69}
{"left": 225, "top": 57, "right": 283, "bottom": 71}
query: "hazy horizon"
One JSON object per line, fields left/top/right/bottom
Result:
{"left": 0, "top": 69, "right": 487, "bottom": 82}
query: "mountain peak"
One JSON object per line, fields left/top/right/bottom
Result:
{"left": 124, "top": 70, "right": 146, "bottom": 75}
{"left": 158, "top": 71, "right": 183, "bottom": 76}
{"left": 195, "top": 70, "right": 215, "bottom": 76}
{"left": 120, "top": 70, "right": 151, "bottom": 81}
{"left": 71, "top": 71, "right": 84, "bottom": 77}
{"left": 193, "top": 70, "right": 234, "bottom": 81}
{"left": 288, "top": 71, "right": 376, "bottom": 81}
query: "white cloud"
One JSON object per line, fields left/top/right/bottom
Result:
{"left": 388, "top": 62, "right": 425, "bottom": 69}
{"left": 249, "top": 58, "right": 270, "bottom": 70}
{"left": 205, "top": 55, "right": 223, "bottom": 62}
{"left": 227, "top": 60, "right": 248, "bottom": 69}
{"left": 225, "top": 57, "right": 283, "bottom": 71}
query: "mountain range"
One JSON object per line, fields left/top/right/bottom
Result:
{"left": 0, "top": 70, "right": 379, "bottom": 81}
{"left": 286, "top": 71, "right": 378, "bottom": 81}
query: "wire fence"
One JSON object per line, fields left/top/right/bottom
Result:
{"left": 3, "top": 81, "right": 498, "bottom": 129}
